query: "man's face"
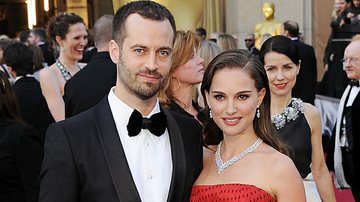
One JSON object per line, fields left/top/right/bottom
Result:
{"left": 244, "top": 35, "right": 255, "bottom": 49}
{"left": 343, "top": 41, "right": 360, "bottom": 80}
{"left": 109, "top": 14, "right": 174, "bottom": 100}
{"left": 28, "top": 32, "right": 37, "bottom": 45}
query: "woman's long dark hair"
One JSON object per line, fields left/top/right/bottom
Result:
{"left": 0, "top": 71, "right": 22, "bottom": 122}
{"left": 200, "top": 49, "right": 288, "bottom": 155}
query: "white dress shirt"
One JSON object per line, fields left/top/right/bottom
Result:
{"left": 108, "top": 87, "right": 172, "bottom": 202}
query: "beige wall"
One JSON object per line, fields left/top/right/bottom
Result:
{"left": 66, "top": 0, "right": 88, "bottom": 27}
{"left": 112, "top": 0, "right": 203, "bottom": 31}
{"left": 226, "top": 0, "right": 312, "bottom": 48}
{"left": 226, "top": 0, "right": 333, "bottom": 81}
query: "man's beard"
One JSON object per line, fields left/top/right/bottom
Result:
{"left": 117, "top": 58, "right": 164, "bottom": 100}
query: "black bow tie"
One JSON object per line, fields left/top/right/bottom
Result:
{"left": 127, "top": 109, "right": 167, "bottom": 137}
{"left": 349, "top": 80, "right": 359, "bottom": 87}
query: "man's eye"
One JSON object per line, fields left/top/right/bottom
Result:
{"left": 134, "top": 49, "right": 144, "bottom": 53}
{"left": 158, "top": 50, "right": 169, "bottom": 57}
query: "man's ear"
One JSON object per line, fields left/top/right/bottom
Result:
{"left": 109, "top": 40, "right": 120, "bottom": 64}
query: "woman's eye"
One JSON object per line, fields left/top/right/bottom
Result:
{"left": 265, "top": 67, "right": 275, "bottom": 71}
{"left": 214, "top": 95, "right": 224, "bottom": 100}
{"left": 238, "top": 95, "right": 249, "bottom": 100}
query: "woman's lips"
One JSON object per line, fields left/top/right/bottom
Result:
{"left": 223, "top": 117, "right": 241, "bottom": 126}
{"left": 274, "top": 83, "right": 287, "bottom": 90}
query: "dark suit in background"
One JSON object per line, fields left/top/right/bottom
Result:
{"left": 39, "top": 99, "right": 203, "bottom": 202}
{"left": 12, "top": 76, "right": 54, "bottom": 144}
{"left": 327, "top": 84, "right": 360, "bottom": 200}
{"left": 0, "top": 120, "right": 43, "bottom": 202}
{"left": 64, "top": 52, "right": 116, "bottom": 118}
{"left": 38, "top": 42, "right": 55, "bottom": 67}
{"left": 282, "top": 20, "right": 317, "bottom": 104}
{"left": 292, "top": 39, "right": 317, "bottom": 104}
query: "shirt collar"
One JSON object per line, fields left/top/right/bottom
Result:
{"left": 108, "top": 87, "right": 162, "bottom": 139}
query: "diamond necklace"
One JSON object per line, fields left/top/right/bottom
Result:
{"left": 56, "top": 59, "right": 81, "bottom": 81}
{"left": 271, "top": 98, "right": 304, "bottom": 129}
{"left": 215, "top": 138, "right": 263, "bottom": 174}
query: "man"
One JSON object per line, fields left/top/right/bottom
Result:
{"left": 195, "top": 27, "right": 206, "bottom": 41}
{"left": 244, "top": 33, "right": 259, "bottom": 55}
{"left": 28, "top": 27, "right": 55, "bottom": 66}
{"left": 327, "top": 35, "right": 360, "bottom": 201}
{"left": 64, "top": 15, "right": 117, "bottom": 117}
{"left": 4, "top": 42, "right": 54, "bottom": 145}
{"left": 39, "top": 1, "right": 203, "bottom": 202}
{"left": 283, "top": 20, "right": 317, "bottom": 104}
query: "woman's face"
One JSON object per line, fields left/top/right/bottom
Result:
{"left": 264, "top": 51, "right": 299, "bottom": 97}
{"left": 354, "top": 0, "right": 360, "bottom": 7}
{"left": 57, "top": 22, "right": 88, "bottom": 61}
{"left": 335, "top": 0, "right": 347, "bottom": 12}
{"left": 173, "top": 48, "right": 204, "bottom": 85}
{"left": 205, "top": 68, "right": 265, "bottom": 137}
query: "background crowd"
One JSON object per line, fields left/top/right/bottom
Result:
{"left": 0, "top": 0, "right": 359, "bottom": 201}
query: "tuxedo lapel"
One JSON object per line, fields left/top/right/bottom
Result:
{"left": 163, "top": 109, "right": 186, "bottom": 201}
{"left": 94, "top": 98, "right": 141, "bottom": 202}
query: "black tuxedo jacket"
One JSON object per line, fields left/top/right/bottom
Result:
{"left": 39, "top": 98, "right": 203, "bottom": 202}
{"left": 64, "top": 52, "right": 116, "bottom": 118}
{"left": 12, "top": 77, "right": 54, "bottom": 145}
{"left": 292, "top": 40, "right": 317, "bottom": 104}
{"left": 38, "top": 42, "right": 55, "bottom": 66}
{"left": 326, "top": 87, "right": 360, "bottom": 188}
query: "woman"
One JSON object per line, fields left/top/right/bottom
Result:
{"left": 259, "top": 35, "right": 336, "bottom": 202}
{"left": 323, "top": 0, "right": 347, "bottom": 71}
{"left": 190, "top": 49, "right": 305, "bottom": 201}
{"left": 0, "top": 71, "right": 43, "bottom": 202}
{"left": 196, "top": 40, "right": 221, "bottom": 108}
{"left": 40, "top": 13, "right": 87, "bottom": 121}
{"left": 159, "top": 30, "right": 205, "bottom": 124}
{"left": 216, "top": 33, "right": 238, "bottom": 51}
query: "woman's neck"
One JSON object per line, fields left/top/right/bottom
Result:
{"left": 58, "top": 55, "right": 78, "bottom": 71}
{"left": 221, "top": 128, "right": 259, "bottom": 159}
{"left": 172, "top": 81, "right": 198, "bottom": 116}
{"left": 270, "top": 93, "right": 292, "bottom": 116}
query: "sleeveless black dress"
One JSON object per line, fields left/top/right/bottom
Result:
{"left": 272, "top": 98, "right": 312, "bottom": 178}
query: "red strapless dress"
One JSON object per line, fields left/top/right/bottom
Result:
{"left": 190, "top": 184, "right": 276, "bottom": 202}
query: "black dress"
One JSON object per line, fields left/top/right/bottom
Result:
{"left": 168, "top": 100, "right": 205, "bottom": 127}
{"left": 272, "top": 98, "right": 312, "bottom": 178}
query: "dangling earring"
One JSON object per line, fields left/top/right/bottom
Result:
{"left": 256, "top": 108, "right": 260, "bottom": 118}
{"left": 209, "top": 109, "right": 213, "bottom": 118}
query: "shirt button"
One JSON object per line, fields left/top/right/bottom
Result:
{"left": 146, "top": 142, "right": 150, "bottom": 147}
{"left": 148, "top": 175, "right": 153, "bottom": 180}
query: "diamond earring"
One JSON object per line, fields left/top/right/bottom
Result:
{"left": 209, "top": 109, "right": 213, "bottom": 118}
{"left": 256, "top": 108, "right": 260, "bottom": 118}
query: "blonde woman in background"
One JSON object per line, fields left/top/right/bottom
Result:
{"left": 39, "top": 13, "right": 87, "bottom": 121}
{"left": 196, "top": 40, "right": 221, "bottom": 108}
{"left": 217, "top": 33, "right": 238, "bottom": 51}
{"left": 159, "top": 30, "right": 205, "bottom": 125}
